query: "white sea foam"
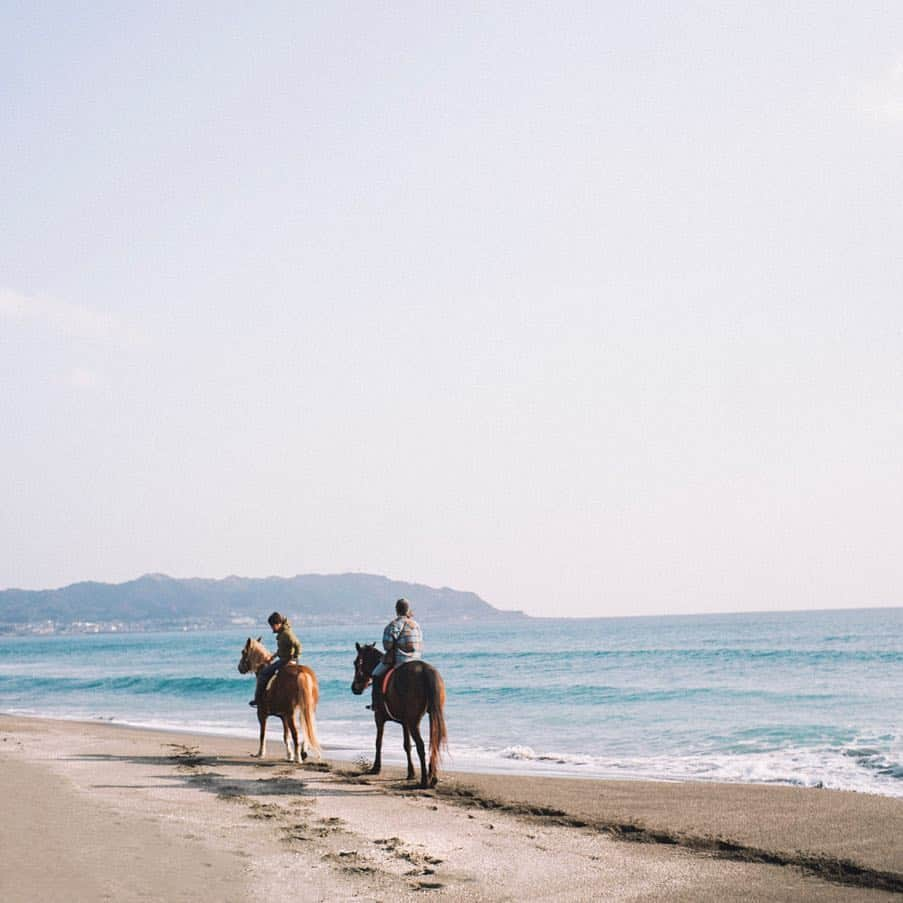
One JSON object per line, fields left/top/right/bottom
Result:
{"left": 438, "top": 738, "right": 903, "bottom": 797}
{"left": 3, "top": 702, "right": 902, "bottom": 796}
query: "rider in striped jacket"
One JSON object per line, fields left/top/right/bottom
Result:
{"left": 370, "top": 598, "right": 422, "bottom": 708}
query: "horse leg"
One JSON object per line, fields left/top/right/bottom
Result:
{"left": 402, "top": 724, "right": 415, "bottom": 781}
{"left": 409, "top": 719, "right": 428, "bottom": 789}
{"left": 369, "top": 714, "right": 385, "bottom": 775}
{"left": 281, "top": 716, "right": 293, "bottom": 761}
{"left": 298, "top": 702, "right": 308, "bottom": 762}
{"left": 252, "top": 712, "right": 267, "bottom": 758}
{"left": 287, "top": 710, "right": 301, "bottom": 764}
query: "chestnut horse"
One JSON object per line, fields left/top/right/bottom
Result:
{"left": 351, "top": 642, "right": 447, "bottom": 788}
{"left": 237, "top": 637, "right": 321, "bottom": 764}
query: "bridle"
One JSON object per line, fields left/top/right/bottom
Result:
{"left": 238, "top": 640, "right": 271, "bottom": 675}
{"left": 351, "top": 645, "right": 377, "bottom": 695}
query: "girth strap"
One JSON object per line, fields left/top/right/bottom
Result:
{"left": 381, "top": 667, "right": 397, "bottom": 721}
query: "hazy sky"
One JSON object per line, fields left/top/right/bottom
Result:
{"left": 2, "top": 3, "right": 901, "bottom": 617}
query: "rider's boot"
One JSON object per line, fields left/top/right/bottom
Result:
{"left": 249, "top": 674, "right": 264, "bottom": 707}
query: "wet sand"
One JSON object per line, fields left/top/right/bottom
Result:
{"left": 1, "top": 714, "right": 901, "bottom": 901}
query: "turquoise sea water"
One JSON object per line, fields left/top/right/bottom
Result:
{"left": 2, "top": 608, "right": 902, "bottom": 797}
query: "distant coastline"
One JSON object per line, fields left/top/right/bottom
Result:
{"left": 0, "top": 571, "right": 527, "bottom": 634}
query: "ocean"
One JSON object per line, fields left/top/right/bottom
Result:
{"left": 2, "top": 607, "right": 901, "bottom": 798}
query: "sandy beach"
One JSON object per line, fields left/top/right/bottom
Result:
{"left": 1, "top": 715, "right": 901, "bottom": 902}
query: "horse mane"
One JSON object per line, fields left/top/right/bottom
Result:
{"left": 358, "top": 642, "right": 381, "bottom": 668}
{"left": 244, "top": 637, "right": 273, "bottom": 672}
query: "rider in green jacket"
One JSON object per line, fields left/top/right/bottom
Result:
{"left": 250, "top": 612, "right": 301, "bottom": 706}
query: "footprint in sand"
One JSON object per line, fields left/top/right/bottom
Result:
{"left": 247, "top": 801, "right": 286, "bottom": 820}
{"left": 412, "top": 880, "right": 445, "bottom": 891}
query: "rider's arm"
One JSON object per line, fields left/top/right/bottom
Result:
{"left": 383, "top": 621, "right": 400, "bottom": 652}
{"left": 382, "top": 620, "right": 400, "bottom": 656}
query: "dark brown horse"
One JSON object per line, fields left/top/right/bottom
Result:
{"left": 351, "top": 642, "right": 447, "bottom": 788}
{"left": 238, "top": 637, "right": 321, "bottom": 764}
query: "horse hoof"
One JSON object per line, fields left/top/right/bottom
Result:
{"left": 301, "top": 751, "right": 308, "bottom": 761}
{"left": 367, "top": 766, "right": 381, "bottom": 775}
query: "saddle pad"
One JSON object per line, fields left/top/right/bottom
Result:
{"left": 265, "top": 660, "right": 299, "bottom": 691}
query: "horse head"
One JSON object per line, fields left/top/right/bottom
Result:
{"left": 238, "top": 636, "right": 266, "bottom": 674}
{"left": 351, "top": 642, "right": 380, "bottom": 695}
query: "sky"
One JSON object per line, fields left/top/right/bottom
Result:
{"left": 1, "top": 2, "right": 901, "bottom": 617}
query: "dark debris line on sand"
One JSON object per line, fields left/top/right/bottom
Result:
{"left": 432, "top": 784, "right": 903, "bottom": 896}
{"left": 161, "top": 743, "right": 903, "bottom": 896}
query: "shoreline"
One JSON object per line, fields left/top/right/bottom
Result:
{"left": 3, "top": 714, "right": 902, "bottom": 900}
{"left": 4, "top": 611, "right": 901, "bottom": 802}
{"left": 7, "top": 708, "right": 901, "bottom": 797}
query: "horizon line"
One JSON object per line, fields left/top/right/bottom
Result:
{"left": 0, "top": 571, "right": 900, "bottom": 621}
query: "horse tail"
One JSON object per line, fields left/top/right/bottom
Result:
{"left": 306, "top": 666, "right": 320, "bottom": 709}
{"left": 299, "top": 669, "right": 321, "bottom": 757}
{"left": 425, "top": 665, "right": 447, "bottom": 775}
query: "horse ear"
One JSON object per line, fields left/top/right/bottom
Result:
{"left": 257, "top": 636, "right": 262, "bottom": 642}
{"left": 355, "top": 642, "right": 361, "bottom": 651}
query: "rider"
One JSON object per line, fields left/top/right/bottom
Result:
{"left": 249, "top": 611, "right": 301, "bottom": 707}
{"left": 369, "top": 598, "right": 422, "bottom": 710}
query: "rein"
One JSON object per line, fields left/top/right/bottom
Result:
{"left": 358, "top": 652, "right": 399, "bottom": 721}
{"left": 355, "top": 647, "right": 397, "bottom": 719}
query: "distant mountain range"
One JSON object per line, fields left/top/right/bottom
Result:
{"left": 0, "top": 573, "right": 526, "bottom": 631}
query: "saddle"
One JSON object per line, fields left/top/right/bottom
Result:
{"left": 265, "top": 661, "right": 299, "bottom": 692}
{"left": 371, "top": 663, "right": 421, "bottom": 718}
{"left": 380, "top": 660, "right": 424, "bottom": 696}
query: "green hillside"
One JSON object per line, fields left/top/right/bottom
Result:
{"left": 0, "top": 572, "right": 525, "bottom": 629}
